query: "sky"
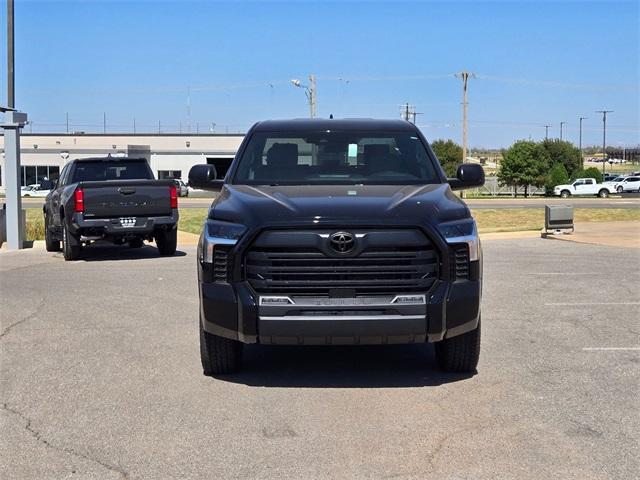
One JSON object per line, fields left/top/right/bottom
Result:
{"left": 1, "top": 0, "right": 638, "bottom": 148}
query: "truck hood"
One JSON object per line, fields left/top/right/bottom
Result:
{"left": 209, "top": 184, "right": 470, "bottom": 227}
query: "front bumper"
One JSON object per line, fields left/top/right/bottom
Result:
{"left": 199, "top": 273, "right": 481, "bottom": 345}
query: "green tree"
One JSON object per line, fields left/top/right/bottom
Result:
{"left": 572, "top": 166, "right": 603, "bottom": 183}
{"left": 498, "top": 140, "right": 550, "bottom": 197}
{"left": 431, "top": 139, "right": 463, "bottom": 177}
{"left": 540, "top": 139, "right": 581, "bottom": 176}
{"left": 545, "top": 163, "right": 569, "bottom": 194}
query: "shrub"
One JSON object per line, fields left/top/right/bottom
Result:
{"left": 545, "top": 163, "right": 569, "bottom": 194}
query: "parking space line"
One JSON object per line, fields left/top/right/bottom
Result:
{"left": 582, "top": 347, "right": 640, "bottom": 351}
{"left": 528, "top": 272, "right": 592, "bottom": 275}
{"left": 544, "top": 302, "right": 640, "bottom": 306}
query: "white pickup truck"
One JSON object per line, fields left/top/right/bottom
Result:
{"left": 553, "top": 178, "right": 617, "bottom": 198}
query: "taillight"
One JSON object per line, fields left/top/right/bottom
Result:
{"left": 170, "top": 184, "right": 178, "bottom": 209}
{"left": 74, "top": 188, "right": 84, "bottom": 213}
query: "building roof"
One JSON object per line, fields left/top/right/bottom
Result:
{"left": 252, "top": 118, "right": 417, "bottom": 132}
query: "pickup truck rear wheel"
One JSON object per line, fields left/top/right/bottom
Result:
{"left": 44, "top": 213, "right": 61, "bottom": 252}
{"left": 200, "top": 322, "right": 242, "bottom": 375}
{"left": 62, "top": 224, "right": 82, "bottom": 261}
{"left": 560, "top": 190, "right": 570, "bottom": 198}
{"left": 598, "top": 189, "right": 609, "bottom": 198}
{"left": 435, "top": 317, "right": 481, "bottom": 373}
{"left": 155, "top": 228, "right": 177, "bottom": 256}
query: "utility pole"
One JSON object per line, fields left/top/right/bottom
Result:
{"left": 596, "top": 110, "right": 613, "bottom": 175}
{"left": 66, "top": 112, "right": 69, "bottom": 133}
{"left": 544, "top": 125, "right": 550, "bottom": 140}
{"left": 455, "top": 71, "right": 475, "bottom": 162}
{"left": 133, "top": 116, "right": 136, "bottom": 134}
{"left": 403, "top": 103, "right": 410, "bottom": 121}
{"left": 560, "top": 121, "right": 566, "bottom": 140}
{"left": 158, "top": 120, "right": 161, "bottom": 134}
{"left": 579, "top": 117, "right": 587, "bottom": 169}
{"left": 103, "top": 112, "right": 106, "bottom": 133}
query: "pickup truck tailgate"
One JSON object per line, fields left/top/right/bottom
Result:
{"left": 80, "top": 181, "right": 174, "bottom": 218}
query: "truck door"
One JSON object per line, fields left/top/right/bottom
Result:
{"left": 573, "top": 179, "right": 585, "bottom": 194}
{"left": 583, "top": 178, "right": 596, "bottom": 194}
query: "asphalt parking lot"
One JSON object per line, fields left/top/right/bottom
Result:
{"left": 1, "top": 238, "right": 638, "bottom": 479}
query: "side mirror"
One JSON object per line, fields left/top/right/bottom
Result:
{"left": 448, "top": 163, "right": 485, "bottom": 190}
{"left": 188, "top": 164, "right": 223, "bottom": 190}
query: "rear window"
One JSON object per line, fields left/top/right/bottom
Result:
{"left": 233, "top": 131, "right": 440, "bottom": 185}
{"left": 72, "top": 160, "right": 152, "bottom": 182}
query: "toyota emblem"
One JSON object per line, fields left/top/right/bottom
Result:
{"left": 329, "top": 231, "right": 355, "bottom": 253}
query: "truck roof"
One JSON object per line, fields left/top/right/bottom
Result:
{"left": 72, "top": 157, "right": 147, "bottom": 163}
{"left": 252, "top": 118, "right": 417, "bottom": 132}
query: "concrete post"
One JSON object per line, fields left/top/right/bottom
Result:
{"left": 2, "top": 110, "right": 27, "bottom": 249}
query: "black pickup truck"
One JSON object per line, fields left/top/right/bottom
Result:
{"left": 189, "top": 119, "right": 484, "bottom": 375}
{"left": 44, "top": 157, "right": 179, "bottom": 260}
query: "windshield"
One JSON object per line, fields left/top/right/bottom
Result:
{"left": 72, "top": 160, "right": 152, "bottom": 182}
{"left": 233, "top": 131, "right": 440, "bottom": 185}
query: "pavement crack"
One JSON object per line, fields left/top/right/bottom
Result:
{"left": 0, "top": 298, "right": 46, "bottom": 340}
{"left": 1, "top": 402, "right": 129, "bottom": 479}
{"left": 425, "top": 422, "right": 488, "bottom": 472}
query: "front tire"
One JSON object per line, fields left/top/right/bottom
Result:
{"left": 62, "top": 223, "right": 82, "bottom": 261}
{"left": 200, "top": 322, "right": 243, "bottom": 375}
{"left": 44, "top": 213, "right": 61, "bottom": 252}
{"left": 155, "top": 228, "right": 177, "bottom": 256}
{"left": 435, "top": 318, "right": 481, "bottom": 373}
{"left": 560, "top": 190, "right": 570, "bottom": 198}
{"left": 617, "top": 186, "right": 623, "bottom": 193}
{"left": 598, "top": 189, "right": 609, "bottom": 198}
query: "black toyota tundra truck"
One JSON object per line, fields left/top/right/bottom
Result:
{"left": 43, "top": 157, "right": 179, "bottom": 260}
{"left": 188, "top": 119, "right": 484, "bottom": 374}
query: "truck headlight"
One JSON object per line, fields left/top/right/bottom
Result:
{"left": 438, "top": 218, "right": 480, "bottom": 261}
{"left": 200, "top": 219, "right": 246, "bottom": 263}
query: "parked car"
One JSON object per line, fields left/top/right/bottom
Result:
{"left": 613, "top": 176, "right": 640, "bottom": 193}
{"left": 553, "top": 178, "right": 617, "bottom": 198}
{"left": 173, "top": 179, "right": 189, "bottom": 197}
{"left": 43, "top": 157, "right": 179, "bottom": 260}
{"left": 603, "top": 175, "right": 627, "bottom": 185}
{"left": 603, "top": 174, "right": 620, "bottom": 182}
{"left": 188, "top": 118, "right": 485, "bottom": 375}
{"left": 21, "top": 183, "right": 51, "bottom": 197}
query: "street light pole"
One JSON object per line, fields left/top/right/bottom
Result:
{"left": 596, "top": 110, "right": 613, "bottom": 175}
{"left": 7, "top": 0, "right": 14, "bottom": 109}
{"left": 290, "top": 75, "right": 317, "bottom": 118}
{"left": 579, "top": 117, "right": 587, "bottom": 169}
{"left": 560, "top": 121, "right": 566, "bottom": 140}
{"left": 544, "top": 125, "right": 550, "bottom": 140}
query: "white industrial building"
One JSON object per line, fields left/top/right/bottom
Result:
{"left": 0, "top": 133, "right": 245, "bottom": 193}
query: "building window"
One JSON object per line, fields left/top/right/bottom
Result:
{"left": 157, "top": 170, "right": 182, "bottom": 180}
{"left": 21, "top": 165, "right": 61, "bottom": 186}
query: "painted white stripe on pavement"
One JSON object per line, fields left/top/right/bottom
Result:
{"left": 582, "top": 347, "right": 640, "bottom": 351}
{"left": 545, "top": 302, "right": 640, "bottom": 306}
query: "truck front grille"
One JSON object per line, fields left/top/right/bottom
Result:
{"left": 246, "top": 246, "right": 439, "bottom": 295}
